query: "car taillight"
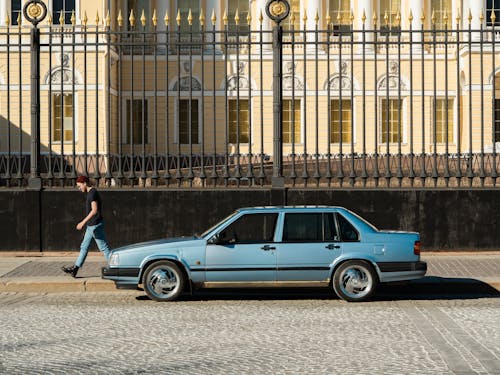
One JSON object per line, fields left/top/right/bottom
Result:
{"left": 414, "top": 241, "right": 421, "bottom": 255}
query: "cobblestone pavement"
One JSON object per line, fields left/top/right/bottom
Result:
{"left": 0, "top": 292, "right": 499, "bottom": 374}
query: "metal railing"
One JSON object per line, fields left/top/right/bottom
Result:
{"left": 0, "top": 0, "right": 499, "bottom": 188}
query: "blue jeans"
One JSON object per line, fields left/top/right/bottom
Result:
{"left": 75, "top": 222, "right": 111, "bottom": 268}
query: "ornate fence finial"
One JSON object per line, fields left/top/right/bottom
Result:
{"left": 23, "top": 0, "right": 48, "bottom": 26}
{"left": 129, "top": 9, "right": 135, "bottom": 27}
{"left": 152, "top": 9, "right": 157, "bottom": 27}
{"left": 211, "top": 9, "right": 216, "bottom": 25}
{"left": 265, "top": 0, "right": 290, "bottom": 25}
{"left": 235, "top": 8, "right": 240, "bottom": 25}
{"left": 164, "top": 10, "right": 169, "bottom": 26}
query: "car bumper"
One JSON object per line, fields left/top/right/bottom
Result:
{"left": 102, "top": 267, "right": 141, "bottom": 289}
{"left": 376, "top": 261, "right": 427, "bottom": 283}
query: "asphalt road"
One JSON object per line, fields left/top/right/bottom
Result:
{"left": 1, "top": 286, "right": 499, "bottom": 374}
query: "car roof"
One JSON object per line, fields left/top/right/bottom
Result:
{"left": 237, "top": 206, "right": 346, "bottom": 212}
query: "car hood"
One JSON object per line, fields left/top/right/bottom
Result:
{"left": 112, "top": 236, "right": 200, "bottom": 253}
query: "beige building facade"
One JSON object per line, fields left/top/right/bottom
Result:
{"left": 0, "top": 0, "right": 499, "bottom": 180}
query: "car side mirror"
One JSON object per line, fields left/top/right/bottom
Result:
{"left": 210, "top": 232, "right": 228, "bottom": 245}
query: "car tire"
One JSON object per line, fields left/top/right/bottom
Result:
{"left": 143, "top": 261, "right": 185, "bottom": 302}
{"left": 332, "top": 260, "right": 378, "bottom": 302}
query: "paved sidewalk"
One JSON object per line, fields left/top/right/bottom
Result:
{"left": 0, "top": 251, "right": 499, "bottom": 293}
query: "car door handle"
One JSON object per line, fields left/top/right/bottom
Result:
{"left": 261, "top": 245, "right": 276, "bottom": 251}
{"left": 325, "top": 244, "right": 341, "bottom": 250}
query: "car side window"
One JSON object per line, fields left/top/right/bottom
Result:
{"left": 218, "top": 213, "right": 278, "bottom": 244}
{"left": 336, "top": 214, "right": 359, "bottom": 241}
{"left": 282, "top": 213, "right": 324, "bottom": 242}
{"left": 324, "top": 213, "right": 340, "bottom": 241}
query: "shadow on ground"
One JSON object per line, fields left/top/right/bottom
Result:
{"left": 135, "top": 276, "right": 500, "bottom": 302}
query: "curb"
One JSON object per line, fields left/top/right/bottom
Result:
{"left": 0, "top": 277, "right": 118, "bottom": 293}
{"left": 1, "top": 277, "right": 499, "bottom": 294}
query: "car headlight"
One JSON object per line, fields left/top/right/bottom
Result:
{"left": 109, "top": 253, "right": 119, "bottom": 266}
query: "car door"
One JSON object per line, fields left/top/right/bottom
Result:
{"left": 277, "top": 212, "right": 341, "bottom": 282}
{"left": 205, "top": 212, "right": 279, "bottom": 282}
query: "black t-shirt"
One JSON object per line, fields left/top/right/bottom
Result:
{"left": 86, "top": 188, "right": 103, "bottom": 226}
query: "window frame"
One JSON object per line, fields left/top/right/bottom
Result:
{"left": 51, "top": 92, "right": 78, "bottom": 144}
{"left": 282, "top": 98, "right": 303, "bottom": 145}
{"left": 174, "top": 98, "right": 201, "bottom": 144}
{"left": 379, "top": 97, "right": 406, "bottom": 144}
{"left": 378, "top": 0, "right": 401, "bottom": 36}
{"left": 51, "top": 0, "right": 78, "bottom": 25}
{"left": 281, "top": 212, "right": 340, "bottom": 243}
{"left": 486, "top": 0, "right": 500, "bottom": 27}
{"left": 432, "top": 97, "right": 455, "bottom": 145}
{"left": 10, "top": 0, "right": 22, "bottom": 26}
{"left": 228, "top": 98, "right": 251, "bottom": 145}
{"left": 335, "top": 213, "right": 360, "bottom": 242}
{"left": 330, "top": 98, "right": 355, "bottom": 145}
{"left": 122, "top": 97, "right": 149, "bottom": 145}
{"left": 216, "top": 212, "right": 279, "bottom": 244}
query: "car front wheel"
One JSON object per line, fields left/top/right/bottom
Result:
{"left": 332, "top": 260, "right": 377, "bottom": 302}
{"left": 143, "top": 261, "right": 185, "bottom": 302}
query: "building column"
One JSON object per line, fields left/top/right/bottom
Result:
{"left": 154, "top": 1, "right": 170, "bottom": 49}
{"left": 469, "top": 0, "right": 482, "bottom": 41}
{"left": 256, "top": 0, "right": 272, "bottom": 52}
{"left": 357, "top": 0, "right": 373, "bottom": 49}
{"left": 0, "top": 1, "right": 9, "bottom": 26}
{"left": 410, "top": 0, "right": 423, "bottom": 52}
{"left": 306, "top": 0, "right": 321, "bottom": 51}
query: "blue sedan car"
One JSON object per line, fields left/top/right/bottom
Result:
{"left": 102, "top": 206, "right": 426, "bottom": 302}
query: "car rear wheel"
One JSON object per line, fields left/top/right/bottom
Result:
{"left": 332, "top": 260, "right": 377, "bottom": 302}
{"left": 143, "top": 261, "right": 185, "bottom": 302}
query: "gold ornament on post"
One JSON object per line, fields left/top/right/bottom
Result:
{"left": 117, "top": 9, "right": 123, "bottom": 27}
{"left": 23, "top": 0, "right": 48, "bottom": 26}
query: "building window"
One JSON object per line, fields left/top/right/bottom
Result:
{"left": 229, "top": 99, "right": 249, "bottom": 144}
{"left": 53, "top": 0, "right": 76, "bottom": 25}
{"left": 126, "top": 99, "right": 148, "bottom": 144}
{"left": 494, "top": 99, "right": 500, "bottom": 142}
{"left": 379, "top": 0, "right": 401, "bottom": 35}
{"left": 282, "top": 0, "right": 301, "bottom": 31}
{"left": 127, "top": 0, "right": 152, "bottom": 30}
{"left": 328, "top": 0, "right": 352, "bottom": 34}
{"left": 283, "top": 99, "right": 301, "bottom": 144}
{"left": 177, "top": 0, "right": 200, "bottom": 32}
{"left": 431, "top": 0, "right": 452, "bottom": 31}
{"left": 487, "top": 0, "right": 500, "bottom": 27}
{"left": 11, "top": 0, "right": 21, "bottom": 25}
{"left": 330, "top": 99, "right": 352, "bottom": 144}
{"left": 179, "top": 99, "right": 199, "bottom": 144}
{"left": 52, "top": 94, "right": 73, "bottom": 142}
{"left": 227, "top": 0, "right": 250, "bottom": 36}
{"left": 381, "top": 99, "right": 402, "bottom": 143}
{"left": 434, "top": 98, "right": 454, "bottom": 144}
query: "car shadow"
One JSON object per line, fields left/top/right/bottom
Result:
{"left": 135, "top": 277, "right": 500, "bottom": 302}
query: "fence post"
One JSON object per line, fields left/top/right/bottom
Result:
{"left": 266, "top": 0, "right": 289, "bottom": 188}
{"left": 24, "top": 0, "right": 47, "bottom": 190}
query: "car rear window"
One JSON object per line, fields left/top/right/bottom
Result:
{"left": 282, "top": 213, "right": 339, "bottom": 242}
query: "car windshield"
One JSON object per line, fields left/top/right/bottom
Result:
{"left": 199, "top": 211, "right": 240, "bottom": 238}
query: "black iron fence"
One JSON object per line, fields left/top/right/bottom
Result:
{"left": 1, "top": 0, "right": 500, "bottom": 189}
